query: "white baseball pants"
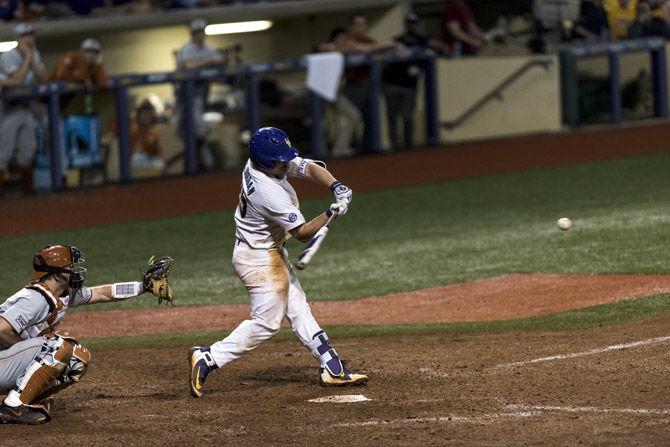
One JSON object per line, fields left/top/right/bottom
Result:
{"left": 209, "top": 245, "right": 323, "bottom": 368}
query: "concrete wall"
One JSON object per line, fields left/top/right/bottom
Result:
{"left": 436, "top": 55, "right": 562, "bottom": 143}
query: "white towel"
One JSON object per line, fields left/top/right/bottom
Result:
{"left": 305, "top": 52, "right": 344, "bottom": 102}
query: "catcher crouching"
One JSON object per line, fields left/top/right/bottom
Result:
{"left": 0, "top": 245, "right": 173, "bottom": 424}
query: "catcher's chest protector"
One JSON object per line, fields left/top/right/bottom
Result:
{"left": 26, "top": 284, "right": 64, "bottom": 335}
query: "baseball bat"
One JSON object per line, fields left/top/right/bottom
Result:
{"left": 295, "top": 213, "right": 336, "bottom": 270}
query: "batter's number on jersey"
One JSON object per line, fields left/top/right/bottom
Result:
{"left": 239, "top": 191, "right": 248, "bottom": 218}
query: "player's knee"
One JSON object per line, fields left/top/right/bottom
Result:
{"left": 253, "top": 317, "right": 282, "bottom": 335}
{"left": 67, "top": 344, "right": 91, "bottom": 382}
{"left": 52, "top": 339, "right": 76, "bottom": 372}
{"left": 264, "top": 320, "right": 282, "bottom": 335}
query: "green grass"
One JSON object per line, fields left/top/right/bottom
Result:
{"left": 82, "top": 292, "right": 670, "bottom": 351}
{"left": 1, "top": 153, "right": 670, "bottom": 312}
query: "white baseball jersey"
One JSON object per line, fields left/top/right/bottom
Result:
{"left": 234, "top": 158, "right": 309, "bottom": 249}
{"left": 0, "top": 284, "right": 91, "bottom": 343}
{"left": 209, "top": 156, "right": 325, "bottom": 368}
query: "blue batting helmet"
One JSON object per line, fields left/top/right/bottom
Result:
{"left": 249, "top": 127, "right": 299, "bottom": 171}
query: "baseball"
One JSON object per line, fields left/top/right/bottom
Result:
{"left": 557, "top": 217, "right": 572, "bottom": 231}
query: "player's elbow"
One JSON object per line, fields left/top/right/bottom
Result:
{"left": 290, "top": 225, "right": 312, "bottom": 243}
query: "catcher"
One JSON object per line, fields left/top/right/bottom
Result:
{"left": 0, "top": 245, "right": 173, "bottom": 424}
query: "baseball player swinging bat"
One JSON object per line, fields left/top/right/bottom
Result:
{"left": 188, "top": 127, "right": 367, "bottom": 398}
{"left": 295, "top": 210, "right": 337, "bottom": 270}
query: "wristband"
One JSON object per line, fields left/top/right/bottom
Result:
{"left": 111, "top": 281, "right": 143, "bottom": 300}
{"left": 330, "top": 181, "right": 342, "bottom": 192}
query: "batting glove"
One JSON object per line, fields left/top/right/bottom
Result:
{"left": 329, "top": 202, "right": 348, "bottom": 216}
{"left": 330, "top": 181, "right": 352, "bottom": 206}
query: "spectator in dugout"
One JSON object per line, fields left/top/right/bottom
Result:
{"left": 573, "top": 0, "right": 611, "bottom": 40}
{"left": 604, "top": 0, "right": 639, "bottom": 38}
{"left": 441, "top": 0, "right": 487, "bottom": 56}
{"left": 175, "top": 18, "right": 225, "bottom": 172}
{"left": 0, "top": 23, "right": 47, "bottom": 194}
{"left": 130, "top": 100, "right": 165, "bottom": 171}
{"left": 318, "top": 27, "right": 363, "bottom": 158}
{"left": 341, "top": 13, "right": 396, "bottom": 153}
{"left": 382, "top": 13, "right": 449, "bottom": 150}
{"left": 627, "top": 0, "right": 670, "bottom": 38}
{"left": 50, "top": 38, "right": 108, "bottom": 88}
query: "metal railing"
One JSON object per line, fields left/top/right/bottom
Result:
{"left": 559, "top": 37, "right": 669, "bottom": 127}
{"left": 1, "top": 48, "right": 439, "bottom": 192}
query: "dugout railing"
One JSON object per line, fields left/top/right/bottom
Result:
{"left": 559, "top": 37, "right": 669, "bottom": 127}
{"left": 0, "top": 48, "right": 439, "bottom": 192}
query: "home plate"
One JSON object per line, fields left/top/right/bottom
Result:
{"left": 308, "top": 395, "right": 371, "bottom": 403}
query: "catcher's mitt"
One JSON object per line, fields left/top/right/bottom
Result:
{"left": 140, "top": 256, "right": 174, "bottom": 305}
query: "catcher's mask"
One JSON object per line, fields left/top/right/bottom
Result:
{"left": 31, "top": 245, "right": 87, "bottom": 289}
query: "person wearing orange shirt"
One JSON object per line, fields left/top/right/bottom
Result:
{"left": 130, "top": 100, "right": 165, "bottom": 170}
{"left": 50, "top": 38, "right": 107, "bottom": 88}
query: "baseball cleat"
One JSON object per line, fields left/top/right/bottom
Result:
{"left": 319, "top": 361, "right": 368, "bottom": 387}
{"left": 32, "top": 397, "right": 54, "bottom": 415}
{"left": 0, "top": 402, "right": 51, "bottom": 425}
{"left": 188, "top": 346, "right": 217, "bottom": 398}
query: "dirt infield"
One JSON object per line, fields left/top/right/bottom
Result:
{"left": 60, "top": 274, "right": 670, "bottom": 338}
{"left": 17, "top": 272, "right": 660, "bottom": 446}
{"left": 6, "top": 311, "right": 670, "bottom": 445}
{"left": 1, "top": 120, "right": 670, "bottom": 236}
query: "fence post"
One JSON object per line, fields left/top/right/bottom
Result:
{"left": 114, "top": 85, "right": 132, "bottom": 183}
{"left": 369, "top": 59, "right": 382, "bottom": 152}
{"left": 181, "top": 79, "right": 198, "bottom": 175}
{"left": 423, "top": 54, "right": 439, "bottom": 146}
{"left": 308, "top": 91, "right": 326, "bottom": 159}
{"left": 607, "top": 51, "right": 622, "bottom": 123}
{"left": 47, "top": 90, "right": 64, "bottom": 191}
{"left": 650, "top": 47, "right": 669, "bottom": 118}
{"left": 559, "top": 50, "right": 580, "bottom": 127}
{"left": 246, "top": 71, "right": 261, "bottom": 133}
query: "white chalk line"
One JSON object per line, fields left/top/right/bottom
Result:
{"left": 507, "top": 403, "right": 670, "bottom": 416}
{"left": 334, "top": 411, "right": 540, "bottom": 427}
{"left": 498, "top": 335, "right": 670, "bottom": 368}
{"left": 308, "top": 394, "right": 370, "bottom": 403}
{"left": 334, "top": 403, "right": 670, "bottom": 429}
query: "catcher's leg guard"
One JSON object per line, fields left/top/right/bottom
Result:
{"left": 33, "top": 343, "right": 91, "bottom": 402}
{"left": 306, "top": 331, "right": 368, "bottom": 386}
{"left": 3, "top": 337, "right": 78, "bottom": 409}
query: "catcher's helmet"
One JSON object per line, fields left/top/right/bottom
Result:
{"left": 31, "top": 245, "right": 87, "bottom": 289}
{"left": 249, "top": 127, "right": 298, "bottom": 171}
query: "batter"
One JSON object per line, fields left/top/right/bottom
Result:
{"left": 188, "top": 127, "right": 367, "bottom": 397}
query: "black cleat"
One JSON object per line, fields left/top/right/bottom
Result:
{"left": 0, "top": 402, "right": 51, "bottom": 425}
